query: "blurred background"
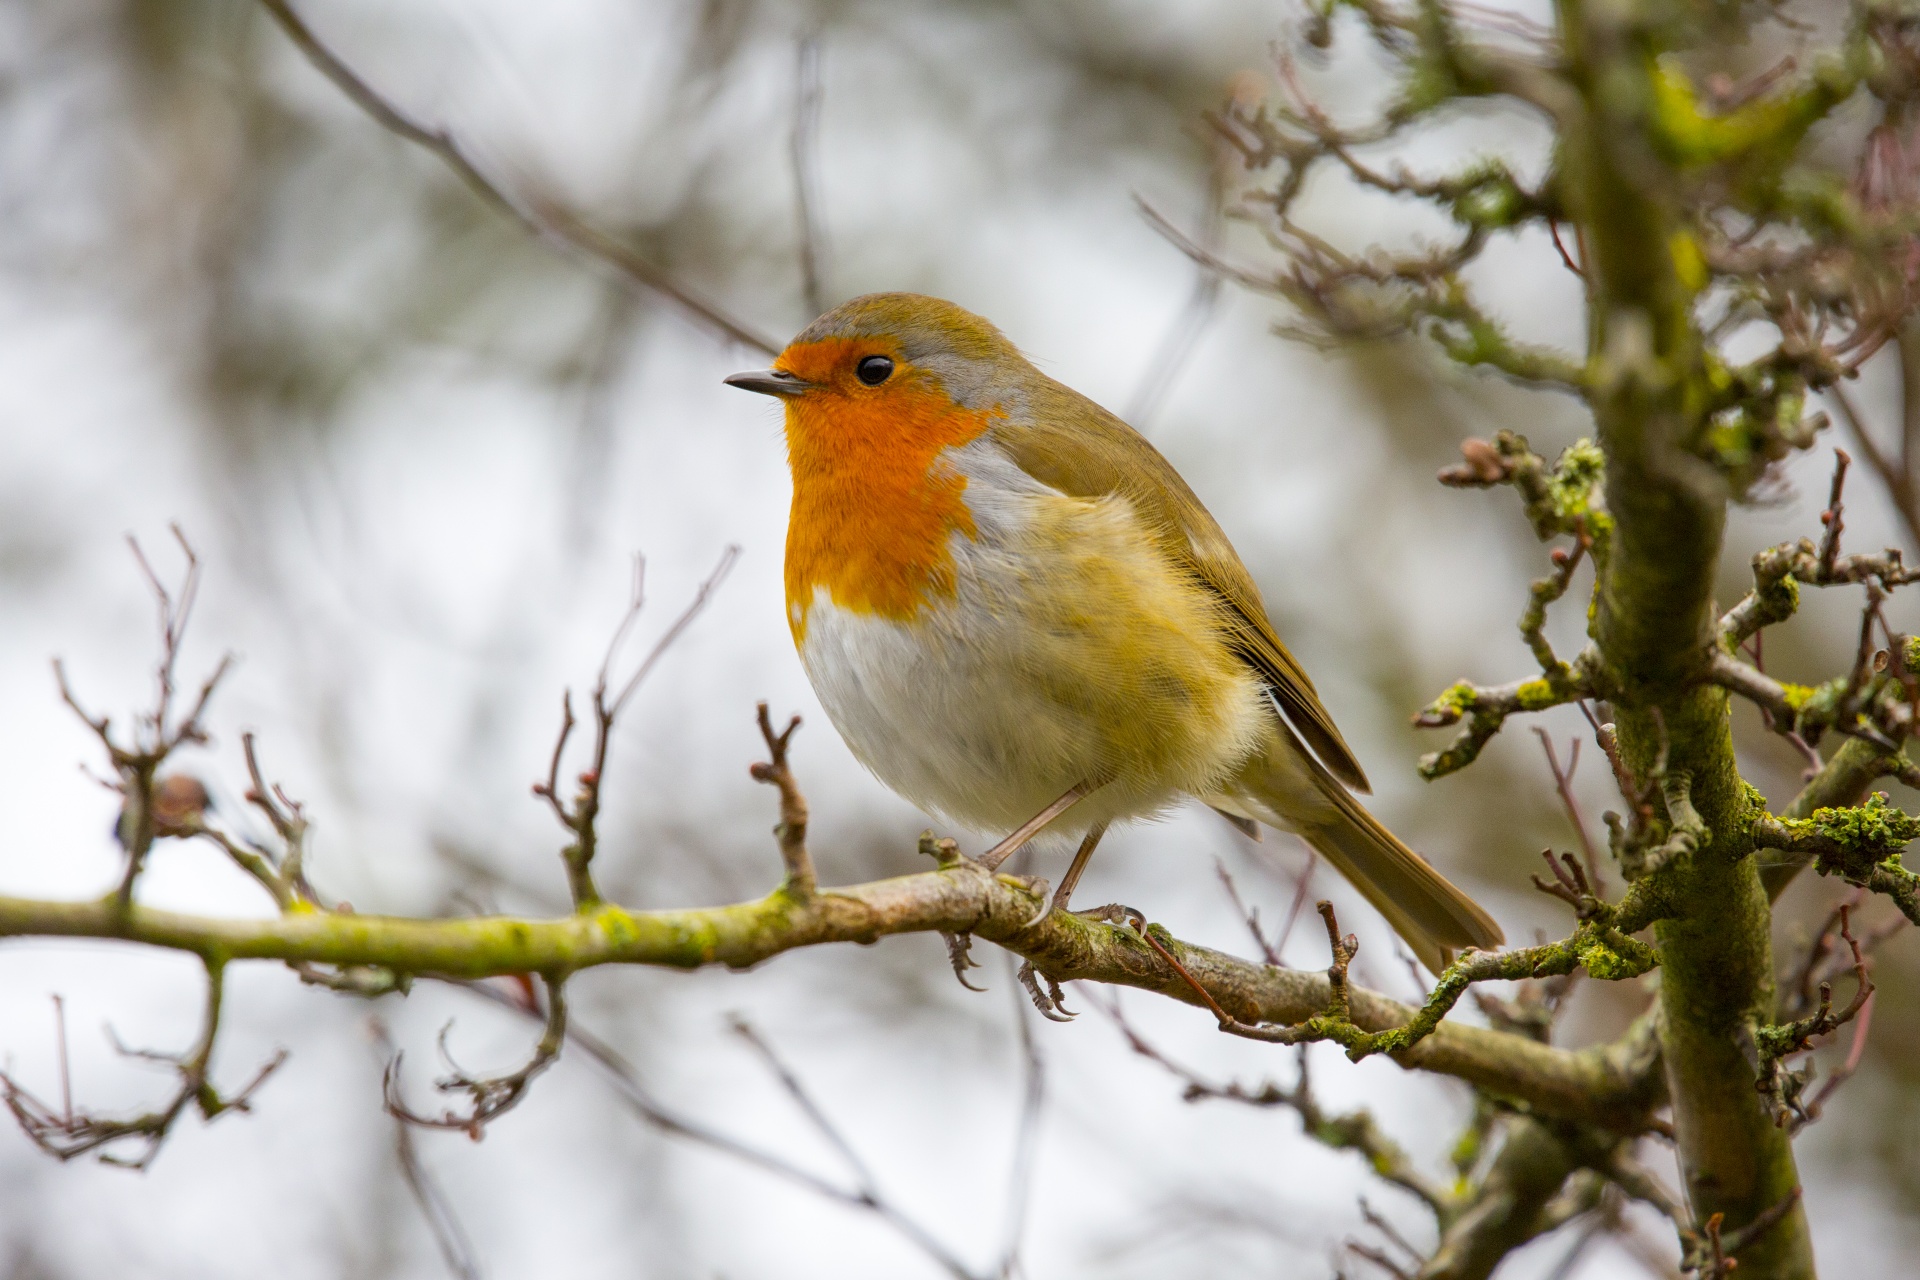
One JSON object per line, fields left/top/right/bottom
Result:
{"left": 0, "top": 1, "right": 1915, "bottom": 1276}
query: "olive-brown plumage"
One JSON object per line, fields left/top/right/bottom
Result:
{"left": 727, "top": 292, "right": 1503, "bottom": 970}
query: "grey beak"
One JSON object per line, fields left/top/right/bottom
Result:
{"left": 724, "top": 368, "right": 811, "bottom": 397}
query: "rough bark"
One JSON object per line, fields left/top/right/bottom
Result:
{"left": 0, "top": 858, "right": 1663, "bottom": 1132}
{"left": 1558, "top": 0, "right": 1812, "bottom": 1270}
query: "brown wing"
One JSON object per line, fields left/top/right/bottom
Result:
{"left": 992, "top": 376, "right": 1372, "bottom": 793}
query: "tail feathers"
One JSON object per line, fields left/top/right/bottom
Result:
{"left": 1219, "top": 729, "right": 1504, "bottom": 975}
{"left": 1295, "top": 787, "right": 1503, "bottom": 974}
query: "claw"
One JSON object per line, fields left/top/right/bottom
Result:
{"left": 940, "top": 931, "right": 988, "bottom": 992}
{"left": 1016, "top": 960, "right": 1075, "bottom": 1021}
{"left": 1012, "top": 878, "right": 1053, "bottom": 930}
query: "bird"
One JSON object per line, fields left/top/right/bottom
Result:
{"left": 725, "top": 293, "right": 1503, "bottom": 971}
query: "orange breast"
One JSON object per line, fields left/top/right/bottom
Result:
{"left": 778, "top": 338, "right": 996, "bottom": 638}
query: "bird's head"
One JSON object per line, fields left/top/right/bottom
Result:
{"left": 727, "top": 294, "right": 1036, "bottom": 626}
{"left": 725, "top": 293, "right": 1032, "bottom": 447}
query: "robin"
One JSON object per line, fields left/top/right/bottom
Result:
{"left": 726, "top": 293, "right": 1502, "bottom": 970}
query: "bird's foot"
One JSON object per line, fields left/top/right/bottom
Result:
{"left": 938, "top": 930, "right": 987, "bottom": 992}
{"left": 1011, "top": 878, "right": 1054, "bottom": 930}
{"left": 1070, "top": 902, "right": 1134, "bottom": 926}
{"left": 1015, "top": 959, "right": 1075, "bottom": 1021}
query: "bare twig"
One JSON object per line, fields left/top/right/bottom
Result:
{"left": 997, "top": 953, "right": 1046, "bottom": 1279}
{"left": 0, "top": 961, "right": 285, "bottom": 1168}
{"left": 1094, "top": 993, "right": 1451, "bottom": 1213}
{"left": 384, "top": 975, "right": 568, "bottom": 1138}
{"left": 751, "top": 703, "right": 814, "bottom": 897}
{"left": 448, "top": 980, "right": 989, "bottom": 1280}
{"left": 53, "top": 530, "right": 236, "bottom": 911}
{"left": 1819, "top": 448, "right": 1852, "bottom": 583}
{"left": 1829, "top": 381, "right": 1920, "bottom": 551}
{"left": 534, "top": 547, "right": 738, "bottom": 908}
{"left": 1743, "top": 902, "right": 1877, "bottom": 1130}
{"left": 1214, "top": 858, "right": 1283, "bottom": 966}
{"left": 1534, "top": 727, "right": 1607, "bottom": 895}
{"left": 372, "top": 1022, "right": 485, "bottom": 1280}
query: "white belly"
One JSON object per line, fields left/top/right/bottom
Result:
{"left": 792, "top": 444, "right": 1267, "bottom": 840}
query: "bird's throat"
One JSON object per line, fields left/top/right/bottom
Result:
{"left": 779, "top": 367, "right": 994, "bottom": 638}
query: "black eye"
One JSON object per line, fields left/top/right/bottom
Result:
{"left": 855, "top": 355, "right": 894, "bottom": 385}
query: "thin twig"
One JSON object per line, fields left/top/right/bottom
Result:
{"left": 1125, "top": 180, "right": 1225, "bottom": 428}
{"left": 751, "top": 703, "right": 815, "bottom": 895}
{"left": 1092, "top": 992, "right": 1451, "bottom": 1213}
{"left": 1533, "top": 727, "right": 1607, "bottom": 896}
{"left": 997, "top": 952, "right": 1046, "bottom": 1280}
{"left": 535, "top": 546, "right": 739, "bottom": 909}
{"left": 1829, "top": 382, "right": 1920, "bottom": 551}
{"left": 1215, "top": 858, "right": 1283, "bottom": 966}
{"left": 1, "top": 960, "right": 285, "bottom": 1168}
{"left": 384, "top": 976, "right": 569, "bottom": 1138}
{"left": 729, "top": 1015, "right": 876, "bottom": 1190}
{"left": 451, "top": 981, "right": 988, "bottom": 1280}
{"left": 373, "top": 1023, "right": 485, "bottom": 1280}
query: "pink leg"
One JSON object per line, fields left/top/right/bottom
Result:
{"left": 977, "top": 783, "right": 1093, "bottom": 871}
{"left": 1050, "top": 823, "right": 1109, "bottom": 911}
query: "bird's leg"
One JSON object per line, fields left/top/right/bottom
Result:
{"left": 1050, "top": 822, "right": 1108, "bottom": 912}
{"left": 977, "top": 782, "right": 1094, "bottom": 871}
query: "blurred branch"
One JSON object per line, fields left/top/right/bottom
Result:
{"left": 1420, "top": 1119, "right": 1595, "bottom": 1280}
{"left": 1140, "top": 198, "right": 1584, "bottom": 392}
{"left": 1097, "top": 998, "right": 1451, "bottom": 1213}
{"left": 996, "top": 954, "right": 1045, "bottom": 1280}
{"left": 1124, "top": 163, "right": 1226, "bottom": 428}
{"left": 373, "top": 1022, "right": 486, "bottom": 1280}
{"left": 0, "top": 961, "right": 285, "bottom": 1169}
{"left": 790, "top": 29, "right": 827, "bottom": 317}
{"left": 383, "top": 975, "right": 568, "bottom": 1139}
{"left": 455, "top": 980, "right": 992, "bottom": 1280}
{"left": 255, "top": 0, "right": 781, "bottom": 355}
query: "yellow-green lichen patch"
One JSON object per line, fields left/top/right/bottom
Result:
{"left": 1514, "top": 679, "right": 1560, "bottom": 712}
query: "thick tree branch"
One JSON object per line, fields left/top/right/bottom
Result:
{"left": 0, "top": 858, "right": 1660, "bottom": 1133}
{"left": 1556, "top": 0, "right": 1816, "bottom": 1269}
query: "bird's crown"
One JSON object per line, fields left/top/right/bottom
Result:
{"left": 776, "top": 293, "right": 1032, "bottom": 410}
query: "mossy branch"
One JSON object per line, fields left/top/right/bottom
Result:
{"left": 1753, "top": 793, "right": 1920, "bottom": 925}
{"left": 1416, "top": 436, "right": 1609, "bottom": 778}
{"left": 0, "top": 853, "right": 1663, "bottom": 1133}
{"left": 1135, "top": 874, "right": 1669, "bottom": 1071}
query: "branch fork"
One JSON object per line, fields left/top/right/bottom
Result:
{"left": 750, "top": 703, "right": 815, "bottom": 899}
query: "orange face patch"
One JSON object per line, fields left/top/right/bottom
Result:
{"left": 776, "top": 337, "right": 996, "bottom": 636}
